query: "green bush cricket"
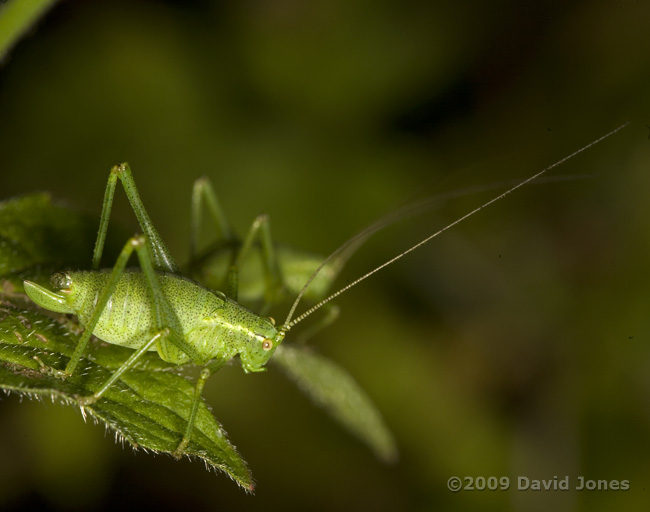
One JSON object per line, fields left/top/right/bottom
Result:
{"left": 22, "top": 123, "right": 627, "bottom": 466}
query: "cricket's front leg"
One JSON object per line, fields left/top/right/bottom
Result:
{"left": 173, "top": 358, "right": 226, "bottom": 458}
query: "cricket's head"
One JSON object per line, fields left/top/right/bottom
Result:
{"left": 239, "top": 317, "right": 286, "bottom": 373}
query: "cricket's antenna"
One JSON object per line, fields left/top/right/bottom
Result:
{"left": 281, "top": 122, "right": 629, "bottom": 332}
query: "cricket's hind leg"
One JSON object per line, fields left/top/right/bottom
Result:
{"left": 93, "top": 163, "right": 179, "bottom": 273}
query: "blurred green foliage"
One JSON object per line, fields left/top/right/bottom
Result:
{"left": 0, "top": 0, "right": 57, "bottom": 59}
{"left": 0, "top": 1, "right": 649, "bottom": 511}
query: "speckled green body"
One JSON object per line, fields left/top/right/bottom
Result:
{"left": 61, "top": 269, "right": 279, "bottom": 367}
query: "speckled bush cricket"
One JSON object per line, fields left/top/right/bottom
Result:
{"left": 22, "top": 123, "right": 627, "bottom": 458}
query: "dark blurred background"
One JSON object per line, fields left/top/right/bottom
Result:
{"left": 0, "top": 1, "right": 649, "bottom": 510}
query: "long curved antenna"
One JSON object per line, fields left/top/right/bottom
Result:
{"left": 284, "top": 173, "right": 592, "bottom": 327}
{"left": 281, "top": 122, "right": 629, "bottom": 332}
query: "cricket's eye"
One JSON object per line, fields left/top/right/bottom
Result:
{"left": 262, "top": 339, "right": 273, "bottom": 351}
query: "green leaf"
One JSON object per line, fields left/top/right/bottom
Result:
{"left": 0, "top": 192, "right": 398, "bottom": 489}
{"left": 0, "top": 0, "right": 59, "bottom": 61}
{"left": 272, "top": 344, "right": 398, "bottom": 463}
{"left": 0, "top": 194, "right": 254, "bottom": 491}
{"left": 0, "top": 193, "right": 100, "bottom": 286}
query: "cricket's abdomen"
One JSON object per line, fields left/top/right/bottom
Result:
{"left": 66, "top": 270, "right": 221, "bottom": 351}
